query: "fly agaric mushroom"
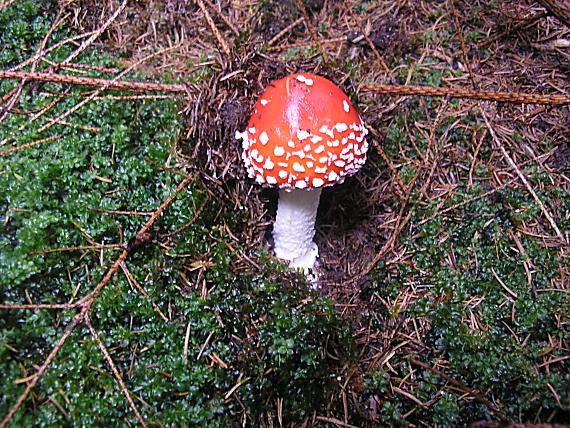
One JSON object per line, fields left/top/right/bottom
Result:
{"left": 236, "top": 73, "right": 369, "bottom": 271}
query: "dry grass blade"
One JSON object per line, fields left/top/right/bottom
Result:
{"left": 358, "top": 100, "right": 448, "bottom": 279}
{"left": 85, "top": 315, "right": 148, "bottom": 427}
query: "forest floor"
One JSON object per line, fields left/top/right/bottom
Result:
{"left": 0, "top": 0, "right": 569, "bottom": 426}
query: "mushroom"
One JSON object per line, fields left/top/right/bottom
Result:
{"left": 236, "top": 73, "right": 369, "bottom": 272}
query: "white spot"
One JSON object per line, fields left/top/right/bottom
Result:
{"left": 288, "top": 140, "right": 296, "bottom": 148}
{"left": 266, "top": 176, "right": 277, "bottom": 184}
{"left": 295, "top": 180, "right": 307, "bottom": 189}
{"left": 304, "top": 144, "right": 311, "bottom": 152}
{"left": 263, "top": 157, "right": 275, "bottom": 170}
{"left": 314, "top": 145, "right": 325, "bottom": 154}
{"left": 260, "top": 99, "right": 269, "bottom": 106}
{"left": 319, "top": 125, "right": 329, "bottom": 134}
{"left": 246, "top": 166, "right": 255, "bottom": 177}
{"left": 259, "top": 131, "right": 269, "bottom": 145}
{"left": 248, "top": 126, "right": 256, "bottom": 134}
{"left": 278, "top": 162, "right": 288, "bottom": 167}
{"left": 274, "top": 146, "right": 285, "bottom": 156}
{"left": 256, "top": 153, "right": 264, "bottom": 162}
{"left": 292, "top": 162, "right": 305, "bottom": 172}
{"left": 278, "top": 170, "right": 288, "bottom": 179}
{"left": 334, "top": 160, "right": 346, "bottom": 167}
{"left": 343, "top": 100, "right": 350, "bottom": 113}
{"left": 250, "top": 149, "right": 259, "bottom": 159}
{"left": 328, "top": 171, "right": 339, "bottom": 181}
{"left": 306, "top": 161, "right": 314, "bottom": 168}
{"left": 312, "top": 178, "right": 324, "bottom": 187}
{"left": 348, "top": 132, "right": 356, "bottom": 140}
{"left": 335, "top": 123, "right": 348, "bottom": 132}
{"left": 315, "top": 166, "right": 327, "bottom": 173}
{"left": 255, "top": 174, "right": 265, "bottom": 184}
{"left": 297, "top": 130, "right": 311, "bottom": 140}
{"left": 362, "top": 141, "right": 369, "bottom": 153}
{"left": 297, "top": 75, "right": 314, "bottom": 85}
{"left": 319, "top": 156, "right": 328, "bottom": 164}
{"left": 310, "top": 135, "right": 323, "bottom": 144}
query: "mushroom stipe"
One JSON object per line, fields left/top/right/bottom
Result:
{"left": 236, "top": 73, "right": 369, "bottom": 273}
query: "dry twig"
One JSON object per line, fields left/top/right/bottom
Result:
{"left": 0, "top": 174, "right": 194, "bottom": 427}
{"left": 481, "top": 109, "right": 566, "bottom": 242}
{"left": 196, "top": 0, "right": 231, "bottom": 57}
{"left": 85, "top": 315, "right": 148, "bottom": 427}
{"left": 296, "top": 0, "right": 329, "bottom": 62}
{"left": 0, "top": 70, "right": 186, "bottom": 93}
{"left": 361, "top": 84, "right": 570, "bottom": 106}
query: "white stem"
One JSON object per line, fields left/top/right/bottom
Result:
{"left": 273, "top": 188, "right": 322, "bottom": 270}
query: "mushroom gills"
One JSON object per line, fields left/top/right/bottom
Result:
{"left": 273, "top": 187, "right": 322, "bottom": 271}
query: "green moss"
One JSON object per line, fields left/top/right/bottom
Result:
{"left": 0, "top": 1, "right": 350, "bottom": 425}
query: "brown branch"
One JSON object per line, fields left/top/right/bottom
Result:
{"left": 196, "top": 0, "right": 231, "bottom": 57}
{"left": 0, "top": 70, "right": 186, "bottom": 93}
{"left": 0, "top": 307, "right": 87, "bottom": 428}
{"left": 61, "top": 0, "right": 127, "bottom": 65}
{"left": 204, "top": 0, "right": 239, "bottom": 36}
{"left": 268, "top": 17, "right": 304, "bottom": 46}
{"left": 0, "top": 135, "right": 59, "bottom": 157}
{"left": 9, "top": 31, "right": 98, "bottom": 72}
{"left": 85, "top": 316, "right": 148, "bottom": 427}
{"left": 37, "top": 45, "right": 183, "bottom": 134}
{"left": 120, "top": 262, "right": 168, "bottom": 322}
{"left": 0, "top": 174, "right": 194, "bottom": 426}
{"left": 0, "top": 0, "right": 18, "bottom": 12}
{"left": 296, "top": 0, "right": 329, "bottom": 62}
{"left": 360, "top": 84, "right": 570, "bottom": 106}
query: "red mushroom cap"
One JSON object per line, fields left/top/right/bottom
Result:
{"left": 236, "top": 73, "right": 369, "bottom": 189}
